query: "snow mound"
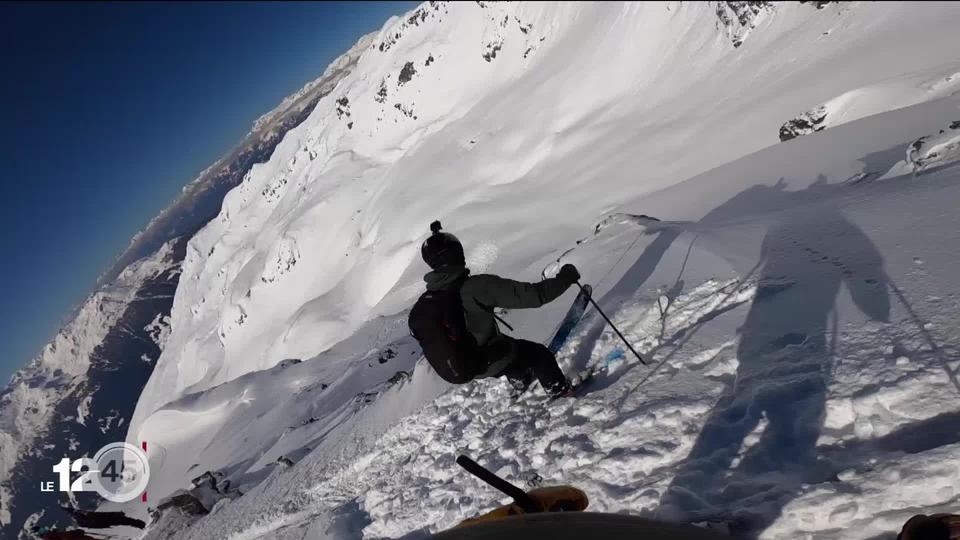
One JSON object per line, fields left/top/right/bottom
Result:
{"left": 780, "top": 65, "right": 960, "bottom": 142}
{"left": 908, "top": 120, "right": 960, "bottom": 172}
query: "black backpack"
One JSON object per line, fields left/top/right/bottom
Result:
{"left": 408, "top": 280, "right": 484, "bottom": 383}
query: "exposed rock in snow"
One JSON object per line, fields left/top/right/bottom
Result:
{"left": 907, "top": 121, "right": 960, "bottom": 172}
{"left": 278, "top": 358, "right": 302, "bottom": 369}
{"left": 76, "top": 395, "right": 92, "bottom": 427}
{"left": 98, "top": 409, "right": 122, "bottom": 434}
{"left": 377, "top": 2, "right": 446, "bottom": 53}
{"left": 385, "top": 371, "right": 410, "bottom": 387}
{"left": 145, "top": 313, "right": 173, "bottom": 349}
{"left": 780, "top": 105, "right": 828, "bottom": 141}
{"left": 374, "top": 80, "right": 388, "bottom": 104}
{"left": 146, "top": 490, "right": 210, "bottom": 537}
{"left": 779, "top": 67, "right": 960, "bottom": 142}
{"left": 482, "top": 39, "right": 503, "bottom": 62}
{"left": 393, "top": 102, "right": 417, "bottom": 120}
{"left": 397, "top": 62, "right": 417, "bottom": 86}
{"left": 158, "top": 492, "right": 209, "bottom": 517}
{"left": 188, "top": 470, "right": 241, "bottom": 511}
{"left": 335, "top": 96, "right": 351, "bottom": 125}
{"left": 253, "top": 33, "right": 377, "bottom": 134}
{"left": 377, "top": 347, "right": 397, "bottom": 364}
{"left": 713, "top": 1, "right": 774, "bottom": 48}
{"left": 799, "top": 0, "right": 839, "bottom": 10}
{"left": 19, "top": 510, "right": 44, "bottom": 538}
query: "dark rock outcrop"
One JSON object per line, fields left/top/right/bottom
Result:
{"left": 799, "top": 0, "right": 839, "bottom": 9}
{"left": 155, "top": 492, "right": 209, "bottom": 518}
{"left": 398, "top": 62, "right": 417, "bottom": 86}
{"left": 779, "top": 106, "right": 828, "bottom": 142}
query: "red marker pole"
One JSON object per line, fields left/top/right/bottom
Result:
{"left": 141, "top": 441, "right": 148, "bottom": 503}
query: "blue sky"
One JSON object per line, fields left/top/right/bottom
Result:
{"left": 0, "top": 1, "right": 416, "bottom": 384}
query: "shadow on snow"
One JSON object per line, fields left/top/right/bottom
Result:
{"left": 566, "top": 167, "right": 909, "bottom": 536}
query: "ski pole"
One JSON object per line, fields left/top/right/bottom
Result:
{"left": 456, "top": 455, "right": 540, "bottom": 513}
{"left": 576, "top": 281, "right": 647, "bottom": 365}
{"left": 885, "top": 273, "right": 960, "bottom": 395}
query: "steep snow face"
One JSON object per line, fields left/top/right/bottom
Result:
{"left": 127, "top": 1, "right": 960, "bottom": 536}
{"left": 137, "top": 95, "right": 960, "bottom": 540}
{"left": 131, "top": 0, "right": 960, "bottom": 428}
{"left": 0, "top": 241, "right": 181, "bottom": 529}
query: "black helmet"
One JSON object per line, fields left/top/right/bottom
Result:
{"left": 421, "top": 220, "right": 465, "bottom": 270}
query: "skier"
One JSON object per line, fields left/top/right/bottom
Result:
{"left": 410, "top": 221, "right": 580, "bottom": 398}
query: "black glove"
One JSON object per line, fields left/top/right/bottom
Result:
{"left": 558, "top": 264, "right": 580, "bottom": 285}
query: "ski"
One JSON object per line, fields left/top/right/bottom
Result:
{"left": 510, "top": 285, "right": 592, "bottom": 400}
{"left": 547, "top": 284, "right": 593, "bottom": 354}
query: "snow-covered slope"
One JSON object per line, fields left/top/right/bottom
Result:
{"left": 133, "top": 93, "right": 960, "bottom": 540}
{"left": 125, "top": 1, "right": 960, "bottom": 538}
{"left": 131, "top": 0, "right": 960, "bottom": 423}
{"left": 96, "top": 32, "right": 375, "bottom": 295}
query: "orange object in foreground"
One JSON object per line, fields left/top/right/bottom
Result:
{"left": 456, "top": 486, "right": 589, "bottom": 529}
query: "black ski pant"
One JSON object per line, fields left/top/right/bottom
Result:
{"left": 478, "top": 336, "right": 567, "bottom": 391}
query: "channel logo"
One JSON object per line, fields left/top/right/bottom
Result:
{"left": 42, "top": 442, "right": 151, "bottom": 503}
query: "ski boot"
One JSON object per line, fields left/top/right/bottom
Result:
{"left": 546, "top": 379, "right": 575, "bottom": 400}
{"left": 507, "top": 368, "right": 535, "bottom": 399}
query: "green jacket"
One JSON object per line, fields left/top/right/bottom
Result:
{"left": 423, "top": 266, "right": 573, "bottom": 347}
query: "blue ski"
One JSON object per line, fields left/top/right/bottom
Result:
{"left": 547, "top": 284, "right": 593, "bottom": 354}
